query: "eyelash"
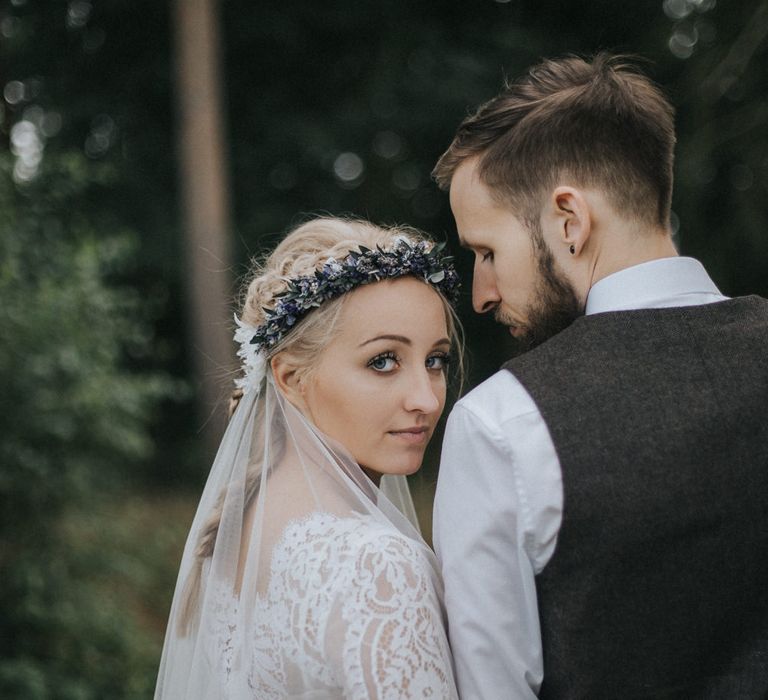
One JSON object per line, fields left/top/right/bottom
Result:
{"left": 426, "top": 351, "right": 451, "bottom": 372}
{"left": 481, "top": 250, "right": 494, "bottom": 262}
{"left": 367, "top": 351, "right": 399, "bottom": 372}
{"left": 367, "top": 351, "right": 452, "bottom": 373}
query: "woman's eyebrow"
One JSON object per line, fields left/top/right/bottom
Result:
{"left": 358, "top": 334, "right": 411, "bottom": 347}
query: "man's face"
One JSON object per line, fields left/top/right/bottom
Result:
{"left": 449, "top": 157, "right": 582, "bottom": 349}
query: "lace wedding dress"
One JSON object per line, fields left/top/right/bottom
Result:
{"left": 214, "top": 512, "right": 456, "bottom": 698}
{"left": 155, "top": 376, "right": 458, "bottom": 700}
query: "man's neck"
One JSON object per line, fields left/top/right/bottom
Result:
{"left": 588, "top": 228, "right": 678, "bottom": 289}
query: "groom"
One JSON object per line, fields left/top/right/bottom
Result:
{"left": 432, "top": 53, "right": 768, "bottom": 699}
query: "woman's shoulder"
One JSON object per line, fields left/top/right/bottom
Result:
{"left": 277, "top": 510, "right": 422, "bottom": 559}
{"left": 257, "top": 513, "right": 452, "bottom": 698}
{"left": 273, "top": 511, "right": 431, "bottom": 587}
{"left": 261, "top": 511, "right": 435, "bottom": 635}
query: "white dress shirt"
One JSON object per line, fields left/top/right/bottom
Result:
{"left": 433, "top": 257, "right": 727, "bottom": 700}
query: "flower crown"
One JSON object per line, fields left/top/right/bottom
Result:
{"left": 234, "top": 239, "right": 460, "bottom": 390}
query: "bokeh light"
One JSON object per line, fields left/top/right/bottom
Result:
{"left": 333, "top": 152, "right": 365, "bottom": 188}
{"left": 10, "top": 119, "right": 43, "bottom": 182}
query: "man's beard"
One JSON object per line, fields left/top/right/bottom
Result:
{"left": 498, "top": 222, "right": 583, "bottom": 352}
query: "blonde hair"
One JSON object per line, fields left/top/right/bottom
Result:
{"left": 177, "top": 216, "right": 463, "bottom": 634}
{"left": 239, "top": 216, "right": 463, "bottom": 382}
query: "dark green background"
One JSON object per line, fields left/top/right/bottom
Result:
{"left": 2, "top": 1, "right": 766, "bottom": 696}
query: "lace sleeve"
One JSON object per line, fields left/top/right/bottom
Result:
{"left": 326, "top": 524, "right": 458, "bottom": 700}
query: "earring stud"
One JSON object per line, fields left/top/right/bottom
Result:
{"left": 569, "top": 244, "right": 575, "bottom": 255}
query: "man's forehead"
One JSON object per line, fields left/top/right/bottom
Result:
{"left": 451, "top": 164, "right": 501, "bottom": 220}
{"left": 455, "top": 227, "right": 488, "bottom": 251}
{"left": 456, "top": 234, "right": 471, "bottom": 250}
{"left": 450, "top": 157, "right": 484, "bottom": 198}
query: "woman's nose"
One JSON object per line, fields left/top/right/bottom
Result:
{"left": 403, "top": 369, "right": 442, "bottom": 414}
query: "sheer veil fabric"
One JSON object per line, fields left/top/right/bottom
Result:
{"left": 154, "top": 372, "right": 457, "bottom": 699}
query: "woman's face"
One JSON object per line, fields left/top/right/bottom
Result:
{"left": 300, "top": 276, "right": 451, "bottom": 477}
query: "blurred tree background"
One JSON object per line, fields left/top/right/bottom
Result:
{"left": 1, "top": 0, "right": 766, "bottom": 696}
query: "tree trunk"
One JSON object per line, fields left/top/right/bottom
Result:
{"left": 172, "top": 0, "right": 234, "bottom": 454}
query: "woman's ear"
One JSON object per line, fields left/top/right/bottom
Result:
{"left": 270, "top": 352, "right": 307, "bottom": 409}
{"left": 551, "top": 186, "right": 592, "bottom": 257}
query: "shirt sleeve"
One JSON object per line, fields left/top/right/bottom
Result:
{"left": 433, "top": 391, "right": 560, "bottom": 700}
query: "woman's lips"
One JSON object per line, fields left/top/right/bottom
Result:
{"left": 388, "top": 427, "right": 430, "bottom": 444}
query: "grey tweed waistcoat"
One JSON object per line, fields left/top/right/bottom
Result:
{"left": 504, "top": 296, "right": 768, "bottom": 700}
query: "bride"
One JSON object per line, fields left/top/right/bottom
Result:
{"left": 154, "top": 217, "right": 461, "bottom": 699}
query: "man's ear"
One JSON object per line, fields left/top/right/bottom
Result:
{"left": 551, "top": 186, "right": 592, "bottom": 257}
{"left": 270, "top": 352, "right": 307, "bottom": 409}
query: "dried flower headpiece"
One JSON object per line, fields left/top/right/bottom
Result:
{"left": 234, "top": 239, "right": 460, "bottom": 390}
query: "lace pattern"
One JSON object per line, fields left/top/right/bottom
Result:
{"left": 154, "top": 376, "right": 455, "bottom": 700}
{"left": 216, "top": 511, "right": 456, "bottom": 698}
{"left": 208, "top": 578, "right": 240, "bottom": 683}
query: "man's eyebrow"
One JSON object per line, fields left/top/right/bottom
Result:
{"left": 358, "top": 334, "right": 411, "bottom": 348}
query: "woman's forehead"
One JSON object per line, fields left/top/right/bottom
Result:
{"left": 335, "top": 278, "right": 448, "bottom": 342}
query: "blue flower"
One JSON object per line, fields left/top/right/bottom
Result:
{"left": 246, "top": 239, "right": 460, "bottom": 352}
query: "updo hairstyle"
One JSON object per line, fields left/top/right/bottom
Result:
{"left": 237, "top": 216, "right": 462, "bottom": 384}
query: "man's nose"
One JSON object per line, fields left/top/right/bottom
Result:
{"left": 472, "top": 263, "right": 501, "bottom": 314}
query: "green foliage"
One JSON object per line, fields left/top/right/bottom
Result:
{"left": 1, "top": 1, "right": 766, "bottom": 696}
{"left": 0, "top": 152, "right": 179, "bottom": 699}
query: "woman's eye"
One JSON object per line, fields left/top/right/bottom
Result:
{"left": 368, "top": 353, "right": 399, "bottom": 372}
{"left": 482, "top": 250, "right": 494, "bottom": 262}
{"left": 426, "top": 353, "right": 451, "bottom": 371}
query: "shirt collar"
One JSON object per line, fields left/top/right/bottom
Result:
{"left": 585, "top": 257, "right": 724, "bottom": 315}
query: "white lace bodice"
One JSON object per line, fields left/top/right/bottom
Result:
{"left": 215, "top": 511, "right": 457, "bottom": 699}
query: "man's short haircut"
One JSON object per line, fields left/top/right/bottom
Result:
{"left": 432, "top": 53, "right": 676, "bottom": 229}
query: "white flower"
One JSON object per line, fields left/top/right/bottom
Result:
{"left": 234, "top": 314, "right": 268, "bottom": 392}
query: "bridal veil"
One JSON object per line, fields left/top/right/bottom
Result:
{"left": 154, "top": 366, "right": 455, "bottom": 699}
